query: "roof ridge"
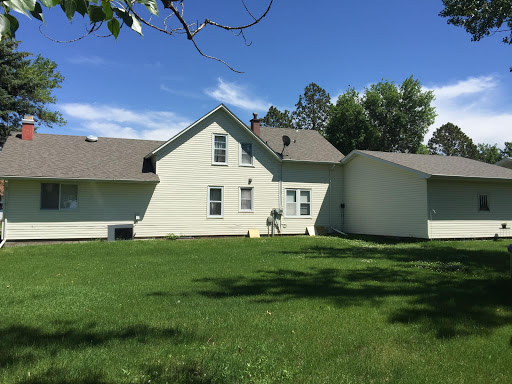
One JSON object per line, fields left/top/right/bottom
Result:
{"left": 28, "top": 133, "right": 166, "bottom": 143}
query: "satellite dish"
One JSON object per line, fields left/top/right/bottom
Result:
{"left": 282, "top": 135, "right": 291, "bottom": 147}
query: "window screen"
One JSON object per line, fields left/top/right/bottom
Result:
{"left": 60, "top": 184, "right": 78, "bottom": 209}
{"left": 479, "top": 194, "right": 489, "bottom": 211}
{"left": 240, "top": 188, "right": 253, "bottom": 211}
{"left": 41, "top": 183, "right": 60, "bottom": 209}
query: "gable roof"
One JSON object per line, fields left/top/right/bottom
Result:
{"left": 259, "top": 127, "right": 344, "bottom": 163}
{"left": 343, "top": 150, "right": 512, "bottom": 180}
{"left": 146, "top": 104, "right": 281, "bottom": 162}
{"left": 0, "top": 133, "right": 164, "bottom": 182}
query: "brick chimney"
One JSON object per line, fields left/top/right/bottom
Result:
{"left": 250, "top": 113, "right": 260, "bottom": 137}
{"left": 22, "top": 115, "right": 34, "bottom": 140}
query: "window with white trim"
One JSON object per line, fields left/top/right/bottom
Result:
{"left": 212, "top": 134, "right": 228, "bottom": 165}
{"left": 240, "top": 143, "right": 253, "bottom": 166}
{"left": 41, "top": 183, "right": 78, "bottom": 210}
{"left": 208, "top": 186, "right": 223, "bottom": 217}
{"left": 240, "top": 187, "right": 254, "bottom": 212}
{"left": 479, "top": 194, "right": 490, "bottom": 211}
{"left": 285, "top": 189, "right": 311, "bottom": 217}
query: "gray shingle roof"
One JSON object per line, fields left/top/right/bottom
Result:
{"left": 259, "top": 127, "right": 344, "bottom": 163}
{"left": 353, "top": 150, "right": 512, "bottom": 180}
{"left": 0, "top": 133, "right": 164, "bottom": 182}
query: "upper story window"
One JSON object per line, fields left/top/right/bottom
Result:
{"left": 479, "top": 194, "right": 490, "bottom": 211}
{"left": 41, "top": 183, "right": 78, "bottom": 210}
{"left": 285, "top": 189, "right": 311, "bottom": 217}
{"left": 212, "top": 134, "right": 228, "bottom": 165}
{"left": 240, "top": 143, "right": 253, "bottom": 166}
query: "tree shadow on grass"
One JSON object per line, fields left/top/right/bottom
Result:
{"left": 0, "top": 323, "right": 200, "bottom": 369}
{"left": 194, "top": 243, "right": 512, "bottom": 339}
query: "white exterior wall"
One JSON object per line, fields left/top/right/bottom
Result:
{"left": 427, "top": 179, "right": 512, "bottom": 238}
{"left": 5, "top": 180, "right": 156, "bottom": 240}
{"left": 4, "top": 109, "right": 343, "bottom": 240}
{"left": 343, "top": 156, "right": 429, "bottom": 238}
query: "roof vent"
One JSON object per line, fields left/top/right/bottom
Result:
{"left": 85, "top": 135, "right": 98, "bottom": 142}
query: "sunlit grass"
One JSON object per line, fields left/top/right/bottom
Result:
{"left": 1, "top": 236, "right": 511, "bottom": 383}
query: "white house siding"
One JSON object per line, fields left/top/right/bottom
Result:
{"left": 427, "top": 179, "right": 512, "bottom": 238}
{"left": 280, "top": 162, "right": 343, "bottom": 234}
{"left": 134, "top": 109, "right": 281, "bottom": 237}
{"left": 5, "top": 179, "right": 156, "bottom": 240}
{"left": 342, "top": 156, "right": 429, "bottom": 238}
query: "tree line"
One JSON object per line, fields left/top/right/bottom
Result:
{"left": 262, "top": 79, "right": 510, "bottom": 164}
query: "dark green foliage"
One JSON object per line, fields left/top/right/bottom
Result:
{"left": 292, "top": 82, "right": 331, "bottom": 132}
{"left": 416, "top": 144, "right": 430, "bottom": 154}
{"left": 261, "top": 105, "right": 294, "bottom": 128}
{"left": 478, "top": 143, "right": 504, "bottom": 164}
{"left": 326, "top": 76, "right": 435, "bottom": 154}
{"left": 503, "top": 141, "right": 512, "bottom": 157}
{"left": 0, "top": 40, "right": 65, "bottom": 145}
{"left": 325, "top": 88, "right": 375, "bottom": 155}
{"left": 0, "top": 237, "right": 511, "bottom": 383}
{"left": 428, "top": 122, "right": 480, "bottom": 159}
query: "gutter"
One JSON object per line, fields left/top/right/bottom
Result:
{"left": 0, "top": 176, "right": 160, "bottom": 184}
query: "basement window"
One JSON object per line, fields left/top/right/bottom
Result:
{"left": 41, "top": 183, "right": 78, "bottom": 210}
{"left": 479, "top": 194, "right": 490, "bottom": 211}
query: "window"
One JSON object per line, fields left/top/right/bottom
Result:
{"left": 208, "top": 186, "right": 223, "bottom": 217}
{"left": 240, "top": 187, "right": 254, "bottom": 212}
{"left": 41, "top": 183, "right": 78, "bottom": 210}
{"left": 212, "top": 134, "right": 228, "bottom": 165}
{"left": 240, "top": 143, "right": 253, "bottom": 166}
{"left": 285, "top": 189, "right": 311, "bottom": 217}
{"left": 479, "top": 194, "right": 490, "bottom": 211}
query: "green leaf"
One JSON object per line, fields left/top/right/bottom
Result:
{"left": 113, "top": 7, "right": 141, "bottom": 35}
{"left": 137, "top": 0, "right": 158, "bottom": 16}
{"left": 107, "top": 17, "right": 119, "bottom": 39}
{"left": 130, "top": 13, "right": 141, "bottom": 34}
{"left": 5, "top": 13, "right": 19, "bottom": 35}
{"left": 75, "top": 0, "right": 87, "bottom": 16}
{"left": 29, "top": 2, "right": 44, "bottom": 22}
{"left": 40, "top": 0, "right": 59, "bottom": 8}
{"left": 4, "top": 0, "right": 37, "bottom": 17}
{"left": 102, "top": 0, "right": 113, "bottom": 20}
{"left": 0, "top": 14, "right": 11, "bottom": 39}
{"left": 87, "top": 4, "right": 105, "bottom": 23}
{"left": 61, "top": 0, "right": 77, "bottom": 20}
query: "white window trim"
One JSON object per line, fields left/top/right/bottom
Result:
{"left": 285, "top": 188, "right": 312, "bottom": 218}
{"left": 212, "top": 133, "right": 228, "bottom": 166}
{"left": 207, "top": 186, "right": 224, "bottom": 218}
{"left": 239, "top": 187, "right": 254, "bottom": 212}
{"left": 40, "top": 183, "right": 79, "bottom": 211}
{"left": 239, "top": 143, "right": 254, "bottom": 167}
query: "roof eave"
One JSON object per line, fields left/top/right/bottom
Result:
{"left": 428, "top": 174, "right": 512, "bottom": 182}
{"left": 0, "top": 176, "right": 160, "bottom": 184}
{"left": 282, "top": 159, "right": 343, "bottom": 165}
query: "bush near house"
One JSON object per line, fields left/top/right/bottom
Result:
{"left": 1, "top": 236, "right": 511, "bottom": 383}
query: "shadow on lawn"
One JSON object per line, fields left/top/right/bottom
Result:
{"left": 195, "top": 244, "right": 512, "bottom": 339}
{"left": 0, "top": 323, "right": 199, "bottom": 370}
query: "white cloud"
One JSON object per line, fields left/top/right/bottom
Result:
{"left": 160, "top": 84, "right": 203, "bottom": 99}
{"left": 60, "top": 103, "right": 191, "bottom": 140}
{"left": 425, "top": 75, "right": 512, "bottom": 146}
{"left": 204, "top": 78, "right": 270, "bottom": 112}
{"left": 67, "top": 56, "right": 106, "bottom": 66}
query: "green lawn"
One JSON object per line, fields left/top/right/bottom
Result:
{"left": 1, "top": 236, "right": 511, "bottom": 384}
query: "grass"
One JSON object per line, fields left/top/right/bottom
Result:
{"left": 0, "top": 236, "right": 511, "bottom": 384}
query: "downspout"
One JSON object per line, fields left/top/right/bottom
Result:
{"left": 329, "top": 165, "right": 334, "bottom": 230}
{"left": 1, "top": 179, "right": 7, "bottom": 243}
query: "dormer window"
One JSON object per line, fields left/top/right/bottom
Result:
{"left": 240, "top": 143, "right": 253, "bottom": 166}
{"left": 212, "top": 134, "right": 228, "bottom": 165}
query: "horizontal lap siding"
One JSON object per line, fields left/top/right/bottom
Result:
{"left": 427, "top": 179, "right": 512, "bottom": 238}
{"left": 5, "top": 180, "right": 156, "bottom": 240}
{"left": 343, "top": 156, "right": 428, "bottom": 238}
{"left": 280, "top": 162, "right": 342, "bottom": 234}
{"left": 135, "top": 109, "right": 281, "bottom": 237}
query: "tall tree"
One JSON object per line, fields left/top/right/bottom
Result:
{"left": 503, "top": 141, "right": 512, "bottom": 157}
{"left": 363, "top": 76, "right": 436, "bottom": 153}
{"left": 0, "top": 40, "right": 65, "bottom": 145}
{"left": 325, "top": 88, "right": 375, "bottom": 155}
{"left": 478, "top": 143, "right": 504, "bottom": 164}
{"left": 427, "top": 123, "right": 480, "bottom": 159}
{"left": 293, "top": 83, "right": 331, "bottom": 133}
{"left": 261, "top": 106, "right": 294, "bottom": 128}
{"left": 0, "top": 0, "right": 273, "bottom": 72}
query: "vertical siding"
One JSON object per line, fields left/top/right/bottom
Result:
{"left": 427, "top": 179, "right": 512, "bottom": 238}
{"left": 343, "top": 156, "right": 428, "bottom": 238}
{"left": 6, "top": 180, "right": 156, "bottom": 240}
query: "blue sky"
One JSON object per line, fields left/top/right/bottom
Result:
{"left": 13, "top": 0, "right": 512, "bottom": 146}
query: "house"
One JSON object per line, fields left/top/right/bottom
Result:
{"left": 496, "top": 157, "right": 512, "bottom": 170}
{"left": 0, "top": 105, "right": 511, "bottom": 241}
